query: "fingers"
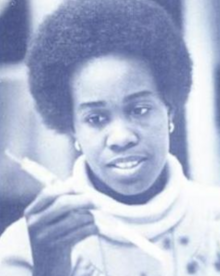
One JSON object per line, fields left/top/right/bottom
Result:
{"left": 24, "top": 183, "right": 73, "bottom": 215}
{"left": 26, "top": 194, "right": 94, "bottom": 229}
{"left": 24, "top": 183, "right": 93, "bottom": 217}
{"left": 24, "top": 182, "right": 98, "bottom": 252}
{"left": 36, "top": 222, "right": 98, "bottom": 249}
{"left": 44, "top": 194, "right": 94, "bottom": 222}
{"left": 29, "top": 210, "right": 95, "bottom": 240}
{"left": 46, "top": 212, "right": 95, "bottom": 239}
{"left": 53, "top": 223, "right": 98, "bottom": 246}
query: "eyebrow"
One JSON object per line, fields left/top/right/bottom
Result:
{"left": 78, "top": 90, "right": 153, "bottom": 110}
{"left": 78, "top": 101, "right": 106, "bottom": 110}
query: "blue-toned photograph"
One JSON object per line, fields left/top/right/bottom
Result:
{"left": 1, "top": 0, "right": 220, "bottom": 275}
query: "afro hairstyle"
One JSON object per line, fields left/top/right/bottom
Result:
{"left": 27, "top": 0, "right": 192, "bottom": 133}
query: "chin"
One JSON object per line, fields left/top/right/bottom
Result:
{"left": 112, "top": 179, "right": 151, "bottom": 195}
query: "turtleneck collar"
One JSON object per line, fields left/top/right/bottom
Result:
{"left": 69, "top": 153, "right": 188, "bottom": 241}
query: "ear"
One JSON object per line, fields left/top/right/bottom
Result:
{"left": 167, "top": 105, "right": 175, "bottom": 123}
{"left": 68, "top": 130, "right": 82, "bottom": 152}
{"left": 167, "top": 106, "right": 175, "bottom": 133}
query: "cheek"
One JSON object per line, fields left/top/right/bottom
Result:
{"left": 157, "top": 121, "right": 170, "bottom": 151}
{"left": 149, "top": 115, "right": 170, "bottom": 150}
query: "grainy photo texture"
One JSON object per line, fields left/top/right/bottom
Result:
{"left": 1, "top": 1, "right": 220, "bottom": 276}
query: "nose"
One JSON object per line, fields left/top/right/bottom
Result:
{"left": 106, "top": 121, "right": 138, "bottom": 152}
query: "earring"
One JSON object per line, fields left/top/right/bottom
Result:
{"left": 169, "top": 122, "right": 175, "bottom": 133}
{"left": 74, "top": 140, "right": 81, "bottom": 152}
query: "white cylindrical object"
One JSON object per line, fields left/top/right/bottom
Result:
{"left": 21, "top": 158, "right": 61, "bottom": 185}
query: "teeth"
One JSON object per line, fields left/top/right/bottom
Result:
{"left": 114, "top": 160, "right": 139, "bottom": 169}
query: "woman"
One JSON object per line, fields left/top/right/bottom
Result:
{"left": 1, "top": 0, "right": 220, "bottom": 275}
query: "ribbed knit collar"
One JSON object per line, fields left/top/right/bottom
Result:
{"left": 70, "top": 153, "right": 188, "bottom": 241}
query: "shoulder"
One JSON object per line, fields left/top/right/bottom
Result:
{"left": 184, "top": 181, "right": 220, "bottom": 218}
{"left": 0, "top": 217, "right": 30, "bottom": 248}
{"left": 0, "top": 218, "right": 32, "bottom": 275}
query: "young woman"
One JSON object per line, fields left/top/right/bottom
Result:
{"left": 1, "top": 0, "right": 220, "bottom": 275}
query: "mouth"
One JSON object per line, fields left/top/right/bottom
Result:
{"left": 108, "top": 156, "right": 147, "bottom": 171}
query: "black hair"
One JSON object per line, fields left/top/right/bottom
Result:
{"left": 27, "top": 0, "right": 192, "bottom": 133}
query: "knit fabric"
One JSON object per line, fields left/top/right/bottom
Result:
{"left": 70, "top": 154, "right": 188, "bottom": 240}
{"left": 1, "top": 154, "right": 220, "bottom": 276}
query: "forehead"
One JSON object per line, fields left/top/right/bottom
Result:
{"left": 70, "top": 54, "right": 160, "bottom": 106}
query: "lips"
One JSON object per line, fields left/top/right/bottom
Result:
{"left": 108, "top": 156, "right": 147, "bottom": 170}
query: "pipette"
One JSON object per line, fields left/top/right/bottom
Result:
{"left": 4, "top": 149, "right": 171, "bottom": 272}
{"left": 5, "top": 149, "right": 62, "bottom": 185}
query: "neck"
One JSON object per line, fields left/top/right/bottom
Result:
{"left": 87, "top": 165, "right": 168, "bottom": 205}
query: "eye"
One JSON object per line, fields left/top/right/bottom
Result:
{"left": 86, "top": 113, "right": 107, "bottom": 126}
{"left": 131, "top": 106, "right": 150, "bottom": 116}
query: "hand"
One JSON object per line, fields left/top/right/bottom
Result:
{"left": 24, "top": 182, "right": 97, "bottom": 276}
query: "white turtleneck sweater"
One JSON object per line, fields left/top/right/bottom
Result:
{"left": 1, "top": 154, "right": 220, "bottom": 276}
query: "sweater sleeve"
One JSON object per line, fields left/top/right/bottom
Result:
{"left": 0, "top": 218, "right": 33, "bottom": 276}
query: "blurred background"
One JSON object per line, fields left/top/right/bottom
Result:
{"left": 1, "top": 0, "right": 220, "bottom": 235}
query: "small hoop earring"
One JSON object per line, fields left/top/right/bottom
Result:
{"left": 169, "top": 122, "right": 175, "bottom": 133}
{"left": 74, "top": 140, "right": 81, "bottom": 152}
